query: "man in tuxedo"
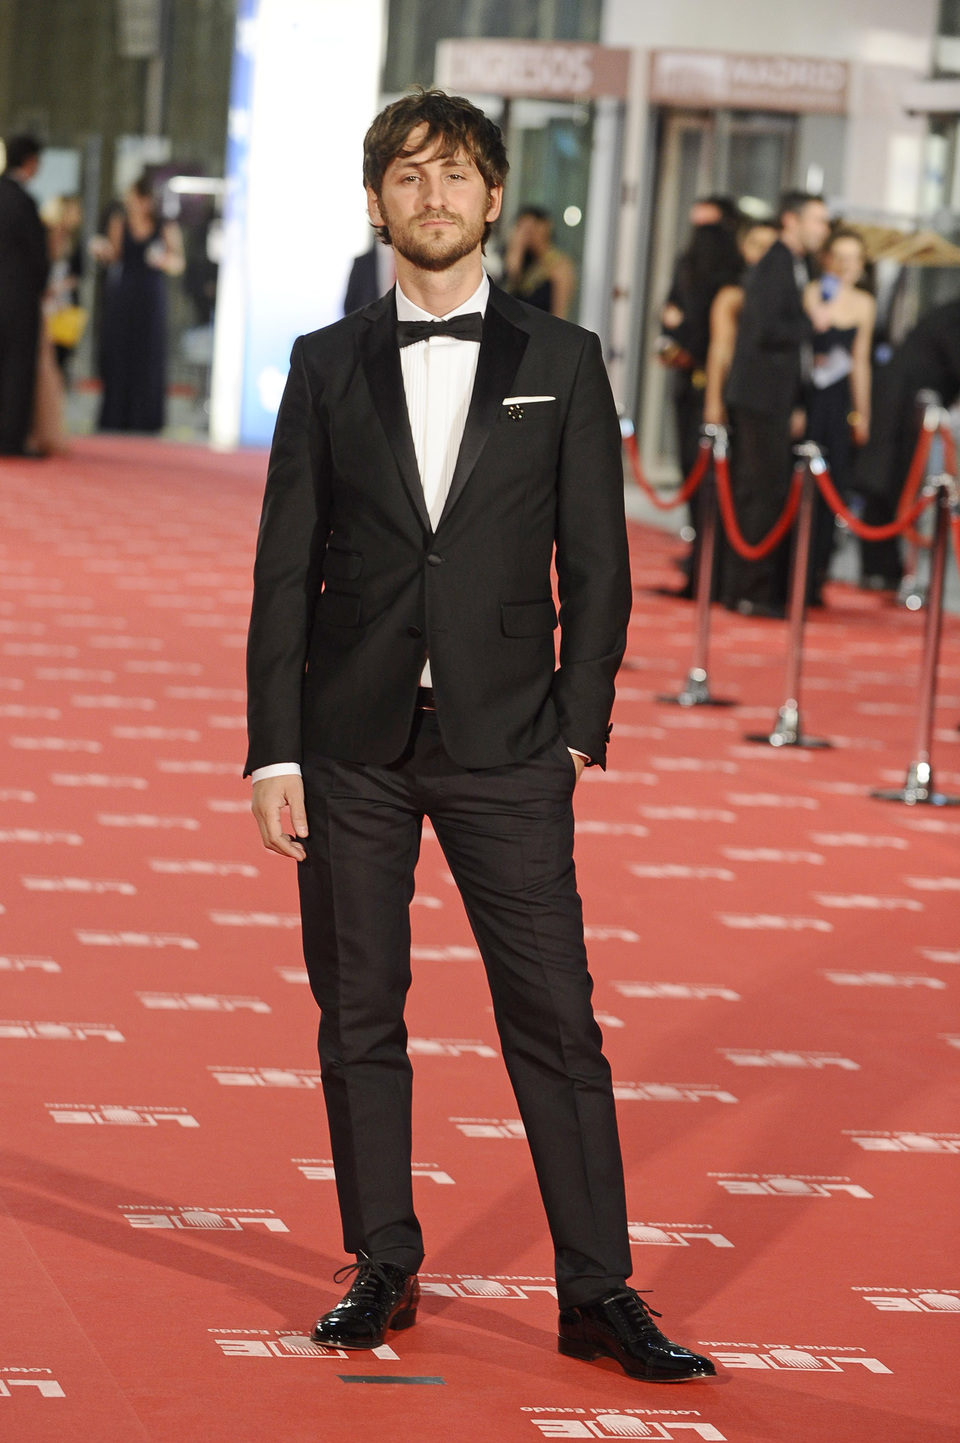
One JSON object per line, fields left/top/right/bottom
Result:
{"left": 0, "top": 135, "right": 48, "bottom": 455}
{"left": 856, "top": 298, "right": 960, "bottom": 589}
{"left": 723, "top": 191, "right": 830, "bottom": 615}
{"left": 246, "top": 89, "right": 714, "bottom": 1385}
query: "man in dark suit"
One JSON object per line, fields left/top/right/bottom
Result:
{"left": 0, "top": 134, "right": 48, "bottom": 455}
{"left": 723, "top": 191, "right": 830, "bottom": 615}
{"left": 342, "top": 240, "right": 394, "bottom": 314}
{"left": 856, "top": 298, "right": 960, "bottom": 589}
{"left": 246, "top": 89, "right": 714, "bottom": 1385}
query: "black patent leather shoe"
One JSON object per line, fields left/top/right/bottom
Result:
{"left": 311, "top": 1255, "right": 419, "bottom": 1348}
{"left": 558, "top": 1289, "right": 716, "bottom": 1382}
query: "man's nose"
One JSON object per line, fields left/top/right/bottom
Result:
{"left": 422, "top": 173, "right": 445, "bottom": 210}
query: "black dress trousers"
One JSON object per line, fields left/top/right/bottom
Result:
{"left": 0, "top": 301, "right": 39, "bottom": 454}
{"left": 723, "top": 405, "right": 795, "bottom": 610}
{"left": 297, "top": 709, "right": 632, "bottom": 1309}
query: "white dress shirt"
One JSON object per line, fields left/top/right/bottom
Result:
{"left": 398, "top": 274, "right": 488, "bottom": 677}
{"left": 251, "top": 275, "right": 488, "bottom": 784}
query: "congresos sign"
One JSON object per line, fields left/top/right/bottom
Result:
{"left": 650, "top": 48, "right": 849, "bottom": 115}
{"left": 436, "top": 39, "right": 631, "bottom": 101}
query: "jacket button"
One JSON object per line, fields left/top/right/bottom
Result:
{"left": 426, "top": 552, "right": 443, "bottom": 567}
{"left": 407, "top": 625, "right": 423, "bottom": 638}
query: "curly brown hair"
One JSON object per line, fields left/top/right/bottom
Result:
{"left": 363, "top": 87, "right": 509, "bottom": 248}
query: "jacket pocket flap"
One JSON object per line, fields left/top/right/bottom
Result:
{"left": 323, "top": 547, "right": 363, "bottom": 580}
{"left": 501, "top": 600, "right": 558, "bottom": 637}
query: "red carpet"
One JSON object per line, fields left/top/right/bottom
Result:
{"left": 0, "top": 436, "right": 957, "bottom": 1443}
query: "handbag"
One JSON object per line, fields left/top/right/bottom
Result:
{"left": 46, "top": 305, "right": 89, "bottom": 349}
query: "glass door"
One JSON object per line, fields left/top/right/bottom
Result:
{"left": 498, "top": 98, "right": 595, "bottom": 320}
{"left": 639, "top": 111, "right": 715, "bottom": 468}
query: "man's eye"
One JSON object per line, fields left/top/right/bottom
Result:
{"left": 446, "top": 173, "right": 466, "bottom": 181}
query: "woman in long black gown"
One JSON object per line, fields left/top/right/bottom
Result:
{"left": 93, "top": 177, "right": 184, "bottom": 434}
{"left": 659, "top": 221, "right": 743, "bottom": 596}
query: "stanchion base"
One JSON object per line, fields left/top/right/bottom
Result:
{"left": 744, "top": 731, "right": 833, "bottom": 749}
{"left": 872, "top": 787, "right": 960, "bottom": 806}
{"left": 743, "top": 704, "right": 832, "bottom": 749}
{"left": 897, "top": 577, "right": 925, "bottom": 612}
{"left": 656, "top": 668, "right": 736, "bottom": 708}
{"left": 873, "top": 762, "right": 960, "bottom": 805}
{"left": 658, "top": 691, "right": 738, "bottom": 708}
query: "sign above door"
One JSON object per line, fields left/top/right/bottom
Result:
{"left": 650, "top": 49, "right": 849, "bottom": 115}
{"left": 436, "top": 39, "right": 631, "bottom": 101}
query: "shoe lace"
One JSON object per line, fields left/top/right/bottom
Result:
{"left": 617, "top": 1289, "right": 663, "bottom": 1334}
{"left": 332, "top": 1252, "right": 399, "bottom": 1300}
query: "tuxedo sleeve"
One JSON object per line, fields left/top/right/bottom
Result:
{"left": 244, "top": 337, "right": 330, "bottom": 776}
{"left": 551, "top": 331, "right": 632, "bottom": 768}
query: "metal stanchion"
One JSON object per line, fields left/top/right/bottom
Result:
{"left": 873, "top": 470, "right": 960, "bottom": 806}
{"left": 898, "top": 537, "right": 925, "bottom": 613}
{"left": 897, "top": 395, "right": 943, "bottom": 611}
{"left": 658, "top": 425, "right": 736, "bottom": 708}
{"left": 745, "top": 442, "right": 832, "bottom": 749}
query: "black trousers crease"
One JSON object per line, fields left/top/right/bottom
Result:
{"left": 297, "top": 710, "right": 632, "bottom": 1308}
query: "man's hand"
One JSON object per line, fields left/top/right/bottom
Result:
{"left": 570, "top": 751, "right": 586, "bottom": 784}
{"left": 251, "top": 775, "right": 309, "bottom": 861}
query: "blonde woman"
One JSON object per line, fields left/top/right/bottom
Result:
{"left": 803, "top": 228, "right": 875, "bottom": 602}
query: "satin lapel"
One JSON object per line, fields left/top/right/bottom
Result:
{"left": 438, "top": 296, "right": 529, "bottom": 524}
{"left": 359, "top": 293, "right": 431, "bottom": 533}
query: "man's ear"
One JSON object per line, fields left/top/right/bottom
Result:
{"left": 486, "top": 186, "right": 503, "bottom": 226}
{"left": 366, "top": 186, "right": 384, "bottom": 228}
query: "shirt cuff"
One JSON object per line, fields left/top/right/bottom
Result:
{"left": 250, "top": 763, "right": 302, "bottom": 783}
{"left": 568, "top": 749, "right": 590, "bottom": 762}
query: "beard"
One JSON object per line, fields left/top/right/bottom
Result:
{"left": 382, "top": 203, "right": 487, "bottom": 272}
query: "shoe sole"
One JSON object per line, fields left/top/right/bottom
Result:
{"left": 558, "top": 1333, "right": 714, "bottom": 1382}
{"left": 311, "top": 1304, "right": 418, "bottom": 1349}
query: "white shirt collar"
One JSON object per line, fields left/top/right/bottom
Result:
{"left": 395, "top": 272, "right": 489, "bottom": 323}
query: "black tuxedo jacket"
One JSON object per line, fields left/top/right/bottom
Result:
{"left": 854, "top": 298, "right": 960, "bottom": 502}
{"left": 725, "top": 239, "right": 810, "bottom": 418}
{"left": 245, "top": 283, "right": 631, "bottom": 774}
{"left": 0, "top": 174, "right": 48, "bottom": 320}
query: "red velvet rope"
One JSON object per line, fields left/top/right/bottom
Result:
{"left": 625, "top": 414, "right": 953, "bottom": 561}
{"left": 813, "top": 463, "right": 936, "bottom": 541}
{"left": 713, "top": 454, "right": 803, "bottom": 560}
{"left": 898, "top": 427, "right": 936, "bottom": 548}
{"left": 623, "top": 432, "right": 709, "bottom": 510}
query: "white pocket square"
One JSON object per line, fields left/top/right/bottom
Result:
{"left": 502, "top": 395, "right": 555, "bottom": 404}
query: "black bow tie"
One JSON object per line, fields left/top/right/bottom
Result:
{"left": 397, "top": 313, "right": 484, "bottom": 348}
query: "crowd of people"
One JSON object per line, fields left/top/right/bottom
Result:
{"left": 659, "top": 190, "right": 958, "bottom": 611}
{"left": 0, "top": 133, "right": 184, "bottom": 457}
{"left": 4, "top": 120, "right": 957, "bottom": 546}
